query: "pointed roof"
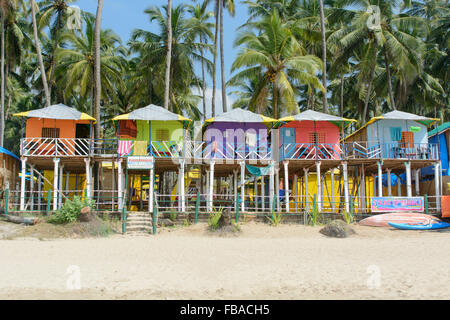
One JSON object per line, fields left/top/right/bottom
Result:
{"left": 13, "top": 104, "right": 96, "bottom": 122}
{"left": 346, "top": 110, "right": 439, "bottom": 140}
{"left": 428, "top": 122, "right": 450, "bottom": 137}
{"left": 204, "top": 108, "right": 276, "bottom": 124}
{"left": 112, "top": 104, "right": 191, "bottom": 123}
{"left": 277, "top": 109, "right": 356, "bottom": 129}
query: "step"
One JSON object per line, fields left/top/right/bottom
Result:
{"left": 127, "top": 216, "right": 153, "bottom": 222}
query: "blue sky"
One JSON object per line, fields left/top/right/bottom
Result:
{"left": 75, "top": 0, "right": 249, "bottom": 90}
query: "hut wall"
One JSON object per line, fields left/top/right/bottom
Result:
{"left": 0, "top": 152, "right": 19, "bottom": 189}
{"left": 366, "top": 119, "right": 428, "bottom": 147}
{"left": 204, "top": 122, "right": 268, "bottom": 159}
{"left": 280, "top": 120, "right": 340, "bottom": 144}
{"left": 25, "top": 118, "right": 91, "bottom": 139}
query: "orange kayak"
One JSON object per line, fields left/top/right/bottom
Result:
{"left": 359, "top": 212, "right": 441, "bottom": 227}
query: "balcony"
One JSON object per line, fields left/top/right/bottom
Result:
{"left": 280, "top": 143, "right": 344, "bottom": 161}
{"left": 344, "top": 142, "right": 439, "bottom": 160}
{"left": 185, "top": 141, "right": 272, "bottom": 161}
{"left": 21, "top": 138, "right": 91, "bottom": 157}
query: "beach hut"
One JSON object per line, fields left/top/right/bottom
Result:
{"left": 276, "top": 110, "right": 356, "bottom": 213}
{"left": 426, "top": 122, "right": 450, "bottom": 177}
{"left": 0, "top": 147, "right": 19, "bottom": 190}
{"left": 345, "top": 111, "right": 440, "bottom": 203}
{"left": 112, "top": 104, "right": 192, "bottom": 212}
{"left": 14, "top": 104, "right": 96, "bottom": 212}
{"left": 202, "top": 108, "right": 277, "bottom": 212}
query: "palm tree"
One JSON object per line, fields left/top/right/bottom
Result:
{"left": 55, "top": 13, "right": 124, "bottom": 118}
{"left": 164, "top": 0, "right": 172, "bottom": 110}
{"left": 131, "top": 4, "right": 211, "bottom": 113}
{"left": 230, "top": 10, "right": 323, "bottom": 118}
{"left": 94, "top": 0, "right": 103, "bottom": 138}
{"left": 219, "top": 0, "right": 234, "bottom": 114}
{"left": 0, "top": 0, "right": 23, "bottom": 147}
{"left": 328, "top": 0, "right": 426, "bottom": 123}
{"left": 318, "top": 0, "right": 327, "bottom": 113}
{"left": 37, "top": 0, "right": 76, "bottom": 100}
{"left": 187, "top": 0, "right": 214, "bottom": 120}
{"left": 31, "top": 0, "right": 50, "bottom": 106}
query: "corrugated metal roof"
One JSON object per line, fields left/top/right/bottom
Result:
{"left": 0, "top": 147, "right": 19, "bottom": 160}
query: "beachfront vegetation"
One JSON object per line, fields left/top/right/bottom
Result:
{"left": 0, "top": 0, "right": 448, "bottom": 153}
{"left": 49, "top": 196, "right": 95, "bottom": 224}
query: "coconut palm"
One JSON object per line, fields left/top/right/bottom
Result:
{"left": 55, "top": 13, "right": 124, "bottom": 125}
{"left": 37, "top": 0, "right": 76, "bottom": 100}
{"left": 187, "top": 0, "right": 214, "bottom": 120}
{"left": 93, "top": 0, "right": 103, "bottom": 138}
{"left": 230, "top": 10, "right": 323, "bottom": 118}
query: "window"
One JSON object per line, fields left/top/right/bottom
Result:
{"left": 155, "top": 129, "right": 170, "bottom": 141}
{"left": 400, "top": 131, "right": 414, "bottom": 148}
{"left": 390, "top": 127, "right": 402, "bottom": 141}
{"left": 309, "top": 132, "right": 325, "bottom": 144}
{"left": 41, "top": 128, "right": 60, "bottom": 138}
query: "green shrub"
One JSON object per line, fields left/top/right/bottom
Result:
{"left": 307, "top": 203, "right": 321, "bottom": 226}
{"left": 49, "top": 196, "right": 95, "bottom": 224}
{"left": 268, "top": 210, "right": 283, "bottom": 226}
{"left": 168, "top": 211, "right": 178, "bottom": 222}
{"left": 208, "top": 207, "right": 223, "bottom": 231}
{"left": 342, "top": 210, "right": 353, "bottom": 225}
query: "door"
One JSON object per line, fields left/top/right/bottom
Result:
{"left": 281, "top": 127, "right": 296, "bottom": 159}
{"left": 75, "top": 124, "right": 90, "bottom": 155}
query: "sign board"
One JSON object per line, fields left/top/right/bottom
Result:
{"left": 127, "top": 156, "right": 154, "bottom": 170}
{"left": 371, "top": 197, "right": 424, "bottom": 213}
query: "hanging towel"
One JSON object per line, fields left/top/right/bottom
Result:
{"left": 133, "top": 141, "right": 148, "bottom": 156}
{"left": 118, "top": 140, "right": 133, "bottom": 156}
{"left": 246, "top": 164, "right": 272, "bottom": 177}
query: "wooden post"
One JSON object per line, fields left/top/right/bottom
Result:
{"left": 303, "top": 168, "right": 309, "bottom": 212}
{"left": 53, "top": 158, "right": 59, "bottom": 211}
{"left": 294, "top": 174, "right": 298, "bottom": 212}
{"left": 269, "top": 164, "right": 274, "bottom": 213}
{"left": 397, "top": 173, "right": 402, "bottom": 196}
{"left": 29, "top": 165, "right": 35, "bottom": 211}
{"left": 46, "top": 189, "right": 52, "bottom": 216}
{"left": 316, "top": 161, "right": 322, "bottom": 212}
{"left": 261, "top": 175, "right": 265, "bottom": 212}
{"left": 415, "top": 169, "right": 420, "bottom": 196}
{"left": 4, "top": 188, "right": 9, "bottom": 217}
{"left": 194, "top": 191, "right": 200, "bottom": 224}
{"left": 386, "top": 168, "right": 392, "bottom": 196}
{"left": 180, "top": 160, "right": 185, "bottom": 212}
{"left": 149, "top": 165, "right": 154, "bottom": 213}
{"left": 117, "top": 159, "right": 123, "bottom": 210}
{"left": 240, "top": 161, "right": 245, "bottom": 212}
{"left": 209, "top": 161, "right": 215, "bottom": 212}
{"left": 254, "top": 175, "right": 258, "bottom": 212}
{"left": 84, "top": 158, "right": 92, "bottom": 200}
{"left": 377, "top": 161, "right": 383, "bottom": 197}
{"left": 275, "top": 167, "right": 280, "bottom": 212}
{"left": 331, "top": 169, "right": 335, "bottom": 213}
{"left": 58, "top": 164, "right": 64, "bottom": 209}
{"left": 405, "top": 161, "right": 412, "bottom": 197}
{"left": 20, "top": 157, "right": 27, "bottom": 211}
{"left": 284, "top": 161, "right": 289, "bottom": 213}
{"left": 342, "top": 162, "right": 350, "bottom": 213}
{"left": 434, "top": 162, "right": 440, "bottom": 211}
{"left": 37, "top": 174, "right": 42, "bottom": 212}
{"left": 233, "top": 169, "right": 238, "bottom": 210}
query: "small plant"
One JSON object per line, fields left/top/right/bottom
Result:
{"left": 208, "top": 207, "right": 223, "bottom": 231}
{"left": 168, "top": 211, "right": 178, "bottom": 222}
{"left": 342, "top": 210, "right": 353, "bottom": 225}
{"left": 268, "top": 210, "right": 283, "bottom": 226}
{"left": 307, "top": 203, "right": 321, "bottom": 226}
{"left": 49, "top": 196, "right": 95, "bottom": 224}
{"left": 183, "top": 219, "right": 191, "bottom": 227}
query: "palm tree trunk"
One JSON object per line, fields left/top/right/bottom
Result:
{"left": 273, "top": 80, "right": 278, "bottom": 119}
{"left": 31, "top": 0, "right": 51, "bottom": 107}
{"left": 164, "top": 0, "right": 173, "bottom": 110}
{"left": 200, "top": 35, "right": 207, "bottom": 121}
{"left": 211, "top": 0, "right": 219, "bottom": 118}
{"left": 219, "top": 0, "right": 227, "bottom": 113}
{"left": 318, "top": 0, "right": 328, "bottom": 113}
{"left": 0, "top": 16, "right": 5, "bottom": 147}
{"left": 340, "top": 73, "right": 344, "bottom": 117}
{"left": 384, "top": 46, "right": 396, "bottom": 110}
{"left": 48, "top": 11, "right": 63, "bottom": 101}
{"left": 362, "top": 54, "right": 377, "bottom": 124}
{"left": 94, "top": 0, "right": 103, "bottom": 139}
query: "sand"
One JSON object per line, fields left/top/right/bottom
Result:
{"left": 0, "top": 222, "right": 449, "bottom": 300}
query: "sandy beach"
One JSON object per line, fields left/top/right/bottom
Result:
{"left": 0, "top": 222, "right": 449, "bottom": 300}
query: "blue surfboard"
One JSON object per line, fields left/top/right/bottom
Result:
{"left": 388, "top": 222, "right": 450, "bottom": 230}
